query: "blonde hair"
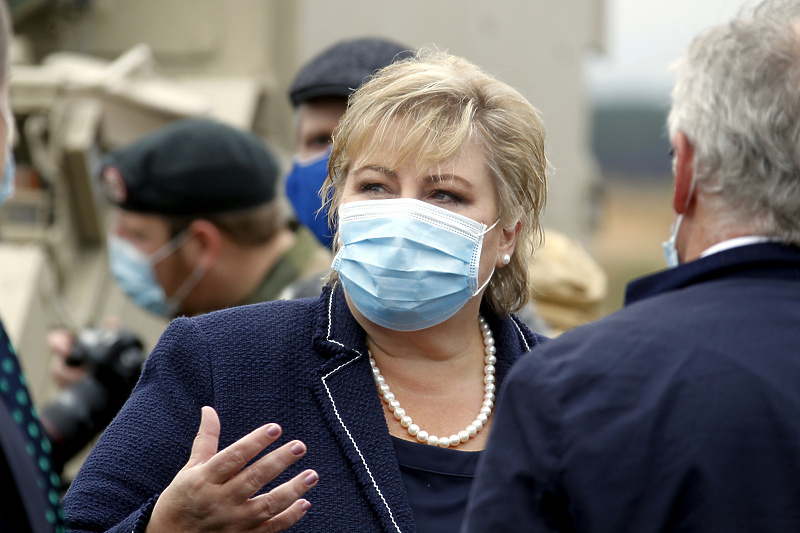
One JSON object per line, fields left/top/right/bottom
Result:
{"left": 323, "top": 50, "right": 548, "bottom": 315}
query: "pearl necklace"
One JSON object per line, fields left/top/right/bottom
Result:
{"left": 369, "top": 314, "right": 497, "bottom": 448}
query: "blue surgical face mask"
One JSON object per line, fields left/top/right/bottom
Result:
{"left": 662, "top": 214, "right": 683, "bottom": 268}
{"left": 285, "top": 147, "right": 334, "bottom": 249}
{"left": 332, "top": 198, "right": 498, "bottom": 331}
{"left": 108, "top": 232, "right": 204, "bottom": 317}
{"left": 0, "top": 105, "right": 15, "bottom": 210}
{"left": 0, "top": 151, "right": 15, "bottom": 209}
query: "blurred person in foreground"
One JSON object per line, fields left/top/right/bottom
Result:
{"left": 62, "top": 50, "right": 548, "bottom": 532}
{"left": 283, "top": 36, "right": 605, "bottom": 335}
{"left": 462, "top": 1, "right": 800, "bottom": 531}
{"left": 0, "top": 2, "right": 66, "bottom": 531}
{"left": 44, "top": 118, "right": 332, "bottom": 462}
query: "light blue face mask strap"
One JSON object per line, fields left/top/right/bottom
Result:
{"left": 149, "top": 229, "right": 191, "bottom": 265}
{"left": 164, "top": 260, "right": 207, "bottom": 314}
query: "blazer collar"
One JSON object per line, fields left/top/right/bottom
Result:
{"left": 625, "top": 242, "right": 800, "bottom": 306}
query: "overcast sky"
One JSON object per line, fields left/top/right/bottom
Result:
{"left": 588, "top": 0, "right": 750, "bottom": 103}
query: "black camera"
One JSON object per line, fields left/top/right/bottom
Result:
{"left": 40, "top": 327, "right": 146, "bottom": 472}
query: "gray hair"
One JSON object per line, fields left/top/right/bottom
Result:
{"left": 667, "top": 0, "right": 800, "bottom": 245}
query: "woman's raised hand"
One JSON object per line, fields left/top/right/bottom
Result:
{"left": 147, "top": 406, "right": 318, "bottom": 533}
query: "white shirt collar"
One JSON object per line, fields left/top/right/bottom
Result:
{"left": 700, "top": 236, "right": 780, "bottom": 258}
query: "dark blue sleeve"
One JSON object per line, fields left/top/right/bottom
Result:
{"left": 461, "top": 352, "right": 568, "bottom": 533}
{"left": 63, "top": 317, "right": 214, "bottom": 533}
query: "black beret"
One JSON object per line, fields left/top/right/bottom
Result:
{"left": 99, "top": 118, "right": 280, "bottom": 216}
{"left": 289, "top": 37, "right": 413, "bottom": 107}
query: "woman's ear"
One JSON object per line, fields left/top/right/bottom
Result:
{"left": 183, "top": 219, "right": 223, "bottom": 270}
{"left": 496, "top": 220, "right": 522, "bottom": 268}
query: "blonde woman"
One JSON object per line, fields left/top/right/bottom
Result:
{"left": 64, "top": 50, "right": 548, "bottom": 533}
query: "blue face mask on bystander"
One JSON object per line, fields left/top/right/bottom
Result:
{"left": 332, "top": 198, "right": 498, "bottom": 331}
{"left": 284, "top": 147, "right": 334, "bottom": 249}
{"left": 107, "top": 232, "right": 204, "bottom": 317}
{"left": 0, "top": 151, "right": 15, "bottom": 208}
{"left": 0, "top": 105, "right": 15, "bottom": 209}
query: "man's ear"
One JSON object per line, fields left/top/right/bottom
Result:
{"left": 672, "top": 132, "right": 696, "bottom": 214}
{"left": 496, "top": 220, "right": 523, "bottom": 268}
{"left": 183, "top": 219, "right": 222, "bottom": 270}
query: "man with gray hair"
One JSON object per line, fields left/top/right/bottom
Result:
{"left": 462, "top": 1, "right": 800, "bottom": 531}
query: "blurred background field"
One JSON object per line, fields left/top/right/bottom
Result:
{"left": 592, "top": 178, "right": 672, "bottom": 315}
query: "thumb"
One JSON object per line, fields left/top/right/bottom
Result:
{"left": 187, "top": 406, "right": 220, "bottom": 467}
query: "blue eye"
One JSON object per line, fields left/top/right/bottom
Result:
{"left": 431, "top": 190, "right": 462, "bottom": 203}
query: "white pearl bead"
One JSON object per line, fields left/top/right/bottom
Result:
{"left": 417, "top": 430, "right": 428, "bottom": 442}
{"left": 459, "top": 430, "right": 470, "bottom": 442}
{"left": 483, "top": 399, "right": 494, "bottom": 409}
{"left": 485, "top": 383, "right": 496, "bottom": 394}
{"left": 477, "top": 413, "right": 489, "bottom": 424}
{"left": 376, "top": 375, "right": 386, "bottom": 385}
{"left": 480, "top": 406, "right": 492, "bottom": 416}
{"left": 485, "top": 392, "right": 496, "bottom": 402}
{"left": 485, "top": 345, "right": 496, "bottom": 356}
{"left": 449, "top": 435, "right": 460, "bottom": 447}
{"left": 383, "top": 391, "right": 395, "bottom": 403}
{"left": 408, "top": 424, "right": 420, "bottom": 436}
{"left": 427, "top": 435, "right": 439, "bottom": 446}
{"left": 394, "top": 407, "right": 406, "bottom": 420}
{"left": 389, "top": 399, "right": 400, "bottom": 410}
{"left": 400, "top": 416, "right": 412, "bottom": 428}
{"left": 369, "top": 358, "right": 376, "bottom": 368}
{"left": 467, "top": 425, "right": 477, "bottom": 436}
{"left": 483, "top": 336, "right": 495, "bottom": 347}
{"left": 484, "top": 374, "right": 495, "bottom": 385}
{"left": 473, "top": 419, "right": 483, "bottom": 430}
{"left": 379, "top": 383, "right": 390, "bottom": 394}
{"left": 438, "top": 437, "right": 451, "bottom": 447}
{"left": 372, "top": 367, "right": 380, "bottom": 376}
{"left": 484, "top": 354, "right": 496, "bottom": 365}
{"left": 485, "top": 364, "right": 496, "bottom": 375}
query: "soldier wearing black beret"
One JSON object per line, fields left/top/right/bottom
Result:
{"left": 97, "top": 117, "right": 332, "bottom": 317}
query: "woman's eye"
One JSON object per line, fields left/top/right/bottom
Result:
{"left": 431, "top": 189, "right": 462, "bottom": 203}
{"left": 362, "top": 182, "right": 388, "bottom": 194}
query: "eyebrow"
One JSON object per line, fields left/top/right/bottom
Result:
{"left": 351, "top": 164, "right": 474, "bottom": 188}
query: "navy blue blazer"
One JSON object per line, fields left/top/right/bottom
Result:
{"left": 463, "top": 243, "right": 800, "bottom": 532}
{"left": 63, "top": 284, "right": 543, "bottom": 532}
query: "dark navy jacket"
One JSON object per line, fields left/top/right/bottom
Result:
{"left": 463, "top": 243, "right": 800, "bottom": 532}
{"left": 63, "top": 284, "right": 542, "bottom": 532}
{"left": 0, "top": 320, "right": 63, "bottom": 533}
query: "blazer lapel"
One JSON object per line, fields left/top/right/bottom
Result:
{"left": 311, "top": 285, "right": 415, "bottom": 532}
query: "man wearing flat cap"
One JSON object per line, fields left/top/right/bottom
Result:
{"left": 284, "top": 37, "right": 414, "bottom": 250}
{"left": 99, "top": 117, "right": 331, "bottom": 318}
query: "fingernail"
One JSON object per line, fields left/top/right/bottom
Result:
{"left": 300, "top": 499, "right": 311, "bottom": 511}
{"left": 266, "top": 424, "right": 280, "bottom": 438}
{"left": 304, "top": 471, "right": 318, "bottom": 486}
{"left": 291, "top": 441, "right": 306, "bottom": 456}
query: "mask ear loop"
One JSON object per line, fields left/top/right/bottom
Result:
{"left": 471, "top": 217, "right": 503, "bottom": 296}
{"left": 163, "top": 261, "right": 206, "bottom": 316}
{"left": 149, "top": 230, "right": 191, "bottom": 265}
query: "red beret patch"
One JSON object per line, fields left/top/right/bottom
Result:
{"left": 101, "top": 166, "right": 127, "bottom": 204}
